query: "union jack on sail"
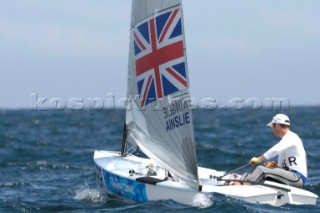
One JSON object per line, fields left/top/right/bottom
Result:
{"left": 133, "top": 7, "right": 188, "bottom": 107}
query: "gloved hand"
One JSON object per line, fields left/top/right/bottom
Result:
{"left": 250, "top": 157, "right": 262, "bottom": 164}
{"left": 264, "top": 161, "right": 278, "bottom": 168}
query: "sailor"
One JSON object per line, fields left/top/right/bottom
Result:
{"left": 236, "top": 114, "right": 307, "bottom": 188}
{"left": 147, "top": 163, "right": 157, "bottom": 176}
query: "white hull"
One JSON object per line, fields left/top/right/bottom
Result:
{"left": 94, "top": 150, "right": 318, "bottom": 206}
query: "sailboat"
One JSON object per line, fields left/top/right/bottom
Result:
{"left": 94, "top": 0, "right": 318, "bottom": 206}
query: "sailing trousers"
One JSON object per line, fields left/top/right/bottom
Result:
{"left": 242, "top": 165, "right": 304, "bottom": 188}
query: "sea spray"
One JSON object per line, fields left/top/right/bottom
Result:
{"left": 74, "top": 183, "right": 106, "bottom": 203}
{"left": 190, "top": 193, "right": 213, "bottom": 208}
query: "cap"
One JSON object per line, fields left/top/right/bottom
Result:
{"left": 267, "top": 114, "right": 290, "bottom": 127}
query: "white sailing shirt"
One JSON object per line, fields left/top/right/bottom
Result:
{"left": 263, "top": 131, "right": 307, "bottom": 178}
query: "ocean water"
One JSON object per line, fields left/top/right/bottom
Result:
{"left": 1, "top": 107, "right": 320, "bottom": 212}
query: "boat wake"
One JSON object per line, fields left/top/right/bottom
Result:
{"left": 74, "top": 184, "right": 106, "bottom": 204}
{"left": 190, "top": 193, "right": 213, "bottom": 208}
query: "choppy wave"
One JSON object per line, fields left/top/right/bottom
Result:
{"left": 1, "top": 108, "right": 320, "bottom": 212}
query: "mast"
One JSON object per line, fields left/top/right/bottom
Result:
{"left": 120, "top": 123, "right": 128, "bottom": 156}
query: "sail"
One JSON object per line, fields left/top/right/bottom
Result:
{"left": 126, "top": 0, "right": 199, "bottom": 189}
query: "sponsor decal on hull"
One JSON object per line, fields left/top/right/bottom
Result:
{"left": 103, "top": 170, "right": 148, "bottom": 202}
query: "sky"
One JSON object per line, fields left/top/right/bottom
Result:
{"left": 1, "top": 0, "right": 320, "bottom": 109}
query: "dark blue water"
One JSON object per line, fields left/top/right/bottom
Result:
{"left": 1, "top": 107, "right": 320, "bottom": 212}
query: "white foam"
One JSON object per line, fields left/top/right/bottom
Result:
{"left": 190, "top": 193, "right": 213, "bottom": 208}
{"left": 74, "top": 184, "right": 106, "bottom": 203}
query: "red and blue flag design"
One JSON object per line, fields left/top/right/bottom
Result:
{"left": 133, "top": 7, "right": 188, "bottom": 107}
